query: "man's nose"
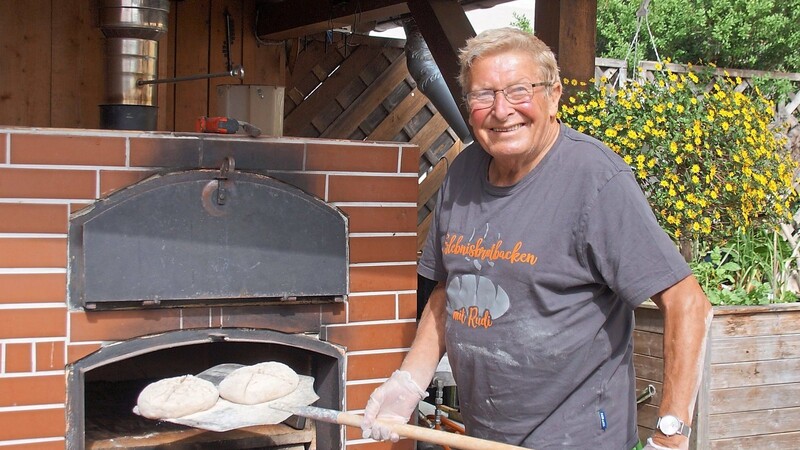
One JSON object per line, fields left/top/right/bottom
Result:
{"left": 491, "top": 91, "right": 514, "bottom": 115}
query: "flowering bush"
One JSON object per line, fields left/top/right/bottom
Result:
{"left": 559, "top": 63, "right": 797, "bottom": 247}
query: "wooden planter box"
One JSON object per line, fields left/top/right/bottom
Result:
{"left": 634, "top": 302, "right": 800, "bottom": 449}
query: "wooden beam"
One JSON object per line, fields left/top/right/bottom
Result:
{"left": 535, "top": 0, "right": 596, "bottom": 85}
{"left": 256, "top": 0, "right": 409, "bottom": 40}
{"left": 406, "top": 0, "right": 475, "bottom": 128}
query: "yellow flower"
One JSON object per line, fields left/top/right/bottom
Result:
{"left": 557, "top": 63, "right": 799, "bottom": 243}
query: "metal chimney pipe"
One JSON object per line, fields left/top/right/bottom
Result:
{"left": 98, "top": 0, "right": 170, "bottom": 130}
{"left": 402, "top": 18, "right": 472, "bottom": 143}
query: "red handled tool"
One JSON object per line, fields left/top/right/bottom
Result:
{"left": 195, "top": 116, "right": 261, "bottom": 137}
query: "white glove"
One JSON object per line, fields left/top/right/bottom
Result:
{"left": 361, "top": 370, "right": 428, "bottom": 442}
{"left": 644, "top": 437, "right": 683, "bottom": 450}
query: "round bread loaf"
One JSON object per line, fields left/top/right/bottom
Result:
{"left": 137, "top": 374, "right": 219, "bottom": 419}
{"left": 218, "top": 361, "right": 300, "bottom": 405}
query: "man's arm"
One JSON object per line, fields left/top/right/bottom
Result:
{"left": 648, "top": 275, "right": 713, "bottom": 449}
{"left": 360, "top": 281, "right": 449, "bottom": 441}
{"left": 400, "top": 280, "right": 448, "bottom": 388}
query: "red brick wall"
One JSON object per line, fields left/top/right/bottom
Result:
{"left": 0, "top": 128, "right": 418, "bottom": 450}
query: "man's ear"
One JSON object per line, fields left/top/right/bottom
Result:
{"left": 548, "top": 82, "right": 563, "bottom": 118}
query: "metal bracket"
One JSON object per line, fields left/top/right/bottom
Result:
{"left": 637, "top": 384, "right": 656, "bottom": 405}
{"left": 215, "top": 157, "right": 235, "bottom": 205}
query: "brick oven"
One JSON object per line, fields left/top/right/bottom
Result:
{"left": 0, "top": 127, "right": 419, "bottom": 450}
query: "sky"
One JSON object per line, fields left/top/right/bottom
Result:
{"left": 370, "top": 0, "right": 536, "bottom": 39}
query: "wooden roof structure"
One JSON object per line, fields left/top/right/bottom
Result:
{"left": 256, "top": 0, "right": 597, "bottom": 121}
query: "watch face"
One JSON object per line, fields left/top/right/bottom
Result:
{"left": 658, "top": 415, "right": 681, "bottom": 435}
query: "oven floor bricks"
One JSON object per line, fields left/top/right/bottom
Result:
{"left": 0, "top": 128, "right": 419, "bottom": 450}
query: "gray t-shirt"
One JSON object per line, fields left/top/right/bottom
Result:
{"left": 418, "top": 124, "right": 690, "bottom": 449}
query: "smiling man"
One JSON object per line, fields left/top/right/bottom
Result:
{"left": 361, "top": 28, "right": 712, "bottom": 450}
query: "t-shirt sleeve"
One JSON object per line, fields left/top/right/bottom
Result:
{"left": 418, "top": 181, "right": 448, "bottom": 282}
{"left": 581, "top": 171, "right": 691, "bottom": 307}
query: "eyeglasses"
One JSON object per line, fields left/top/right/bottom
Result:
{"left": 465, "top": 81, "right": 553, "bottom": 111}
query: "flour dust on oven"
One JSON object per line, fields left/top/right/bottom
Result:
{"left": 66, "top": 159, "right": 348, "bottom": 449}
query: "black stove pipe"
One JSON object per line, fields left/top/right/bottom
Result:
{"left": 402, "top": 19, "right": 472, "bottom": 144}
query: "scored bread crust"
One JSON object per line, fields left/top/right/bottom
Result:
{"left": 137, "top": 375, "right": 219, "bottom": 419}
{"left": 218, "top": 361, "right": 300, "bottom": 405}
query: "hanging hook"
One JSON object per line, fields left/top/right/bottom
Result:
{"left": 215, "top": 156, "right": 235, "bottom": 205}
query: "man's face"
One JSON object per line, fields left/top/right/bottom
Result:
{"left": 466, "top": 50, "right": 562, "bottom": 164}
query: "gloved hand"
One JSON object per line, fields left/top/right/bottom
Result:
{"left": 361, "top": 370, "right": 428, "bottom": 442}
{"left": 644, "top": 437, "right": 684, "bottom": 450}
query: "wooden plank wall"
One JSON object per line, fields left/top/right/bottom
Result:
{"left": 634, "top": 304, "right": 800, "bottom": 449}
{"left": 282, "top": 33, "right": 463, "bottom": 251}
{"left": 705, "top": 307, "right": 800, "bottom": 449}
{"left": 0, "top": 0, "right": 285, "bottom": 131}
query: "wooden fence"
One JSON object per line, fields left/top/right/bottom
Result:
{"left": 595, "top": 58, "right": 800, "bottom": 124}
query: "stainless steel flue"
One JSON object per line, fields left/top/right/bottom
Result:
{"left": 99, "top": 0, "right": 170, "bottom": 130}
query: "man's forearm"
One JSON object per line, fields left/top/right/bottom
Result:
{"left": 651, "top": 275, "right": 713, "bottom": 448}
{"left": 400, "top": 282, "right": 448, "bottom": 389}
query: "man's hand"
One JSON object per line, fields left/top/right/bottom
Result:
{"left": 361, "top": 370, "right": 428, "bottom": 442}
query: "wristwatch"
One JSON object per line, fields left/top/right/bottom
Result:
{"left": 656, "top": 415, "right": 692, "bottom": 437}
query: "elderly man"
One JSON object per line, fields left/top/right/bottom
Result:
{"left": 362, "top": 28, "right": 712, "bottom": 450}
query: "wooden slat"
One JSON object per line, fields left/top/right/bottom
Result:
{"left": 256, "top": 0, "right": 408, "bottom": 40}
{"left": 693, "top": 325, "right": 714, "bottom": 450}
{"left": 367, "top": 86, "right": 429, "bottom": 141}
{"left": 708, "top": 406, "right": 800, "bottom": 440}
{"left": 632, "top": 329, "right": 664, "bottom": 358}
{"left": 284, "top": 45, "right": 383, "bottom": 136}
{"left": 710, "top": 333, "right": 800, "bottom": 364}
{"left": 173, "top": 0, "right": 211, "bottom": 132}
{"left": 0, "top": 0, "right": 52, "bottom": 126}
{"left": 710, "top": 383, "right": 800, "bottom": 414}
{"left": 321, "top": 52, "right": 408, "bottom": 138}
{"left": 51, "top": 0, "right": 104, "bottom": 128}
{"left": 242, "top": 0, "right": 285, "bottom": 87}
{"left": 633, "top": 304, "right": 664, "bottom": 333}
{"left": 710, "top": 309, "right": 800, "bottom": 338}
{"left": 157, "top": 2, "right": 178, "bottom": 131}
{"left": 710, "top": 430, "right": 800, "bottom": 450}
{"left": 87, "top": 421, "right": 314, "bottom": 449}
{"left": 411, "top": 112, "right": 448, "bottom": 152}
{"left": 418, "top": 141, "right": 459, "bottom": 206}
{"left": 709, "top": 358, "right": 800, "bottom": 389}
{"left": 632, "top": 354, "right": 663, "bottom": 383}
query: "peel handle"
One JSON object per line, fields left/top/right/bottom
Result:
{"left": 289, "top": 405, "right": 529, "bottom": 450}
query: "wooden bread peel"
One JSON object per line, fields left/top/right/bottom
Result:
{"left": 273, "top": 403, "right": 529, "bottom": 450}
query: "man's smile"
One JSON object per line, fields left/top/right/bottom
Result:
{"left": 490, "top": 123, "right": 525, "bottom": 132}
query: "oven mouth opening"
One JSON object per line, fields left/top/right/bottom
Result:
{"left": 67, "top": 328, "right": 345, "bottom": 450}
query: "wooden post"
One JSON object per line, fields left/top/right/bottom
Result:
{"left": 535, "top": 0, "right": 597, "bottom": 86}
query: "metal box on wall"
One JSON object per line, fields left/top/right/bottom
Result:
{"left": 217, "top": 85, "right": 285, "bottom": 136}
